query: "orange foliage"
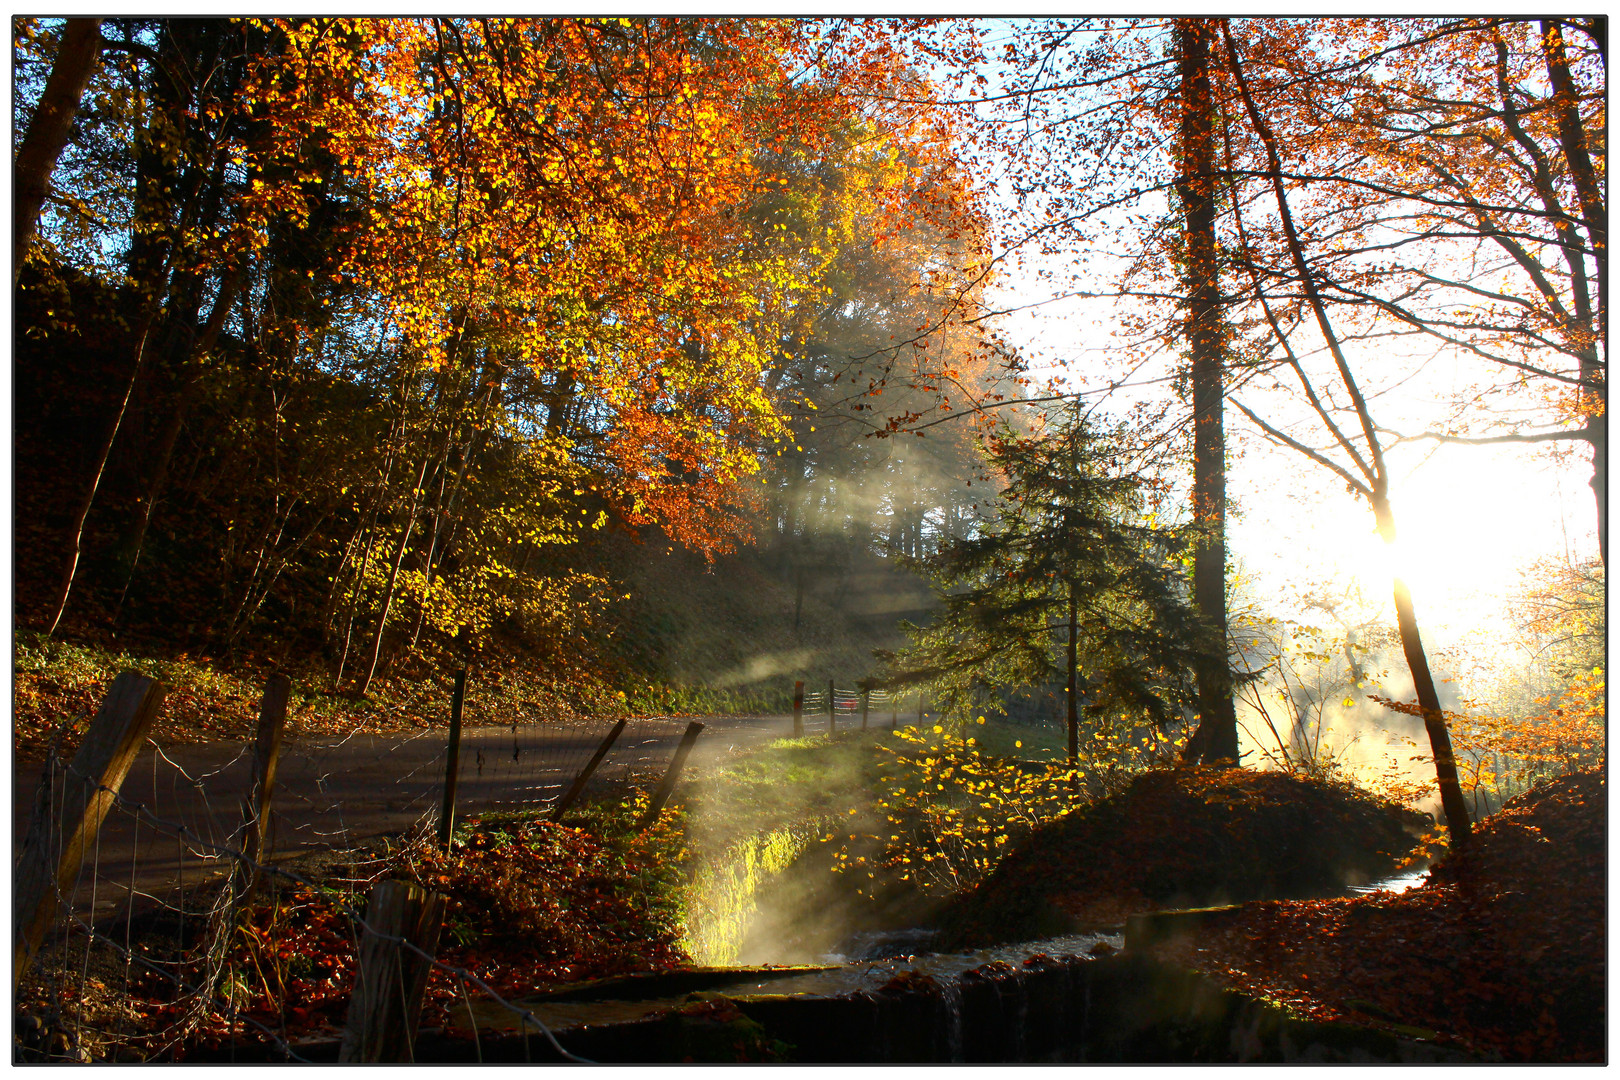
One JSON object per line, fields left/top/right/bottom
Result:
{"left": 228, "top": 18, "right": 985, "bottom": 556}
{"left": 1375, "top": 671, "right": 1605, "bottom": 805}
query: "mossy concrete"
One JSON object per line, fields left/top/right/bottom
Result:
{"left": 221, "top": 953, "right": 1475, "bottom": 1063}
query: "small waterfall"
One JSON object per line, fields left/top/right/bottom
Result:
{"left": 936, "top": 977, "right": 965, "bottom": 1063}
{"left": 1004, "top": 966, "right": 1029, "bottom": 1062}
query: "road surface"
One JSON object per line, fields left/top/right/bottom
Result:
{"left": 13, "top": 712, "right": 819, "bottom": 921}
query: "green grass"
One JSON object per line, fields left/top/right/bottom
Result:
{"left": 973, "top": 716, "right": 1070, "bottom": 761}
{"left": 694, "top": 730, "right": 896, "bottom": 828}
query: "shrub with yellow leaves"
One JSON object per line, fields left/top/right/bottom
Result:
{"left": 828, "top": 725, "right": 1081, "bottom": 897}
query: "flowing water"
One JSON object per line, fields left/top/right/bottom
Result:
{"left": 727, "top": 862, "right": 1432, "bottom": 999}
{"left": 1344, "top": 865, "right": 1429, "bottom": 895}
{"left": 705, "top": 929, "right": 1126, "bottom": 999}
{"left": 463, "top": 864, "right": 1438, "bottom": 1059}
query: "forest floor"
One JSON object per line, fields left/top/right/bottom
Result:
{"left": 13, "top": 792, "right": 696, "bottom": 1061}
{"left": 15, "top": 689, "right": 1601, "bottom": 1063}
{"left": 935, "top": 764, "right": 1604, "bottom": 1061}
{"left": 1141, "top": 768, "right": 1605, "bottom": 1062}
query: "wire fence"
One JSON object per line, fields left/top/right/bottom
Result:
{"left": 798, "top": 686, "right": 908, "bottom": 731}
{"left": 13, "top": 670, "right": 917, "bottom": 1062}
{"left": 15, "top": 745, "right": 594, "bottom": 1063}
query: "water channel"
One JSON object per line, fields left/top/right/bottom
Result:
{"left": 424, "top": 863, "right": 1442, "bottom": 1064}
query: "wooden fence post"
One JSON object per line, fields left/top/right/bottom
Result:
{"left": 637, "top": 722, "right": 704, "bottom": 830}
{"left": 827, "top": 679, "right": 836, "bottom": 735}
{"left": 792, "top": 680, "right": 804, "bottom": 738}
{"left": 239, "top": 673, "right": 290, "bottom": 892}
{"left": 891, "top": 695, "right": 898, "bottom": 731}
{"left": 551, "top": 717, "right": 628, "bottom": 822}
{"left": 861, "top": 690, "right": 870, "bottom": 731}
{"left": 338, "top": 880, "right": 446, "bottom": 1063}
{"left": 918, "top": 694, "right": 926, "bottom": 728}
{"left": 13, "top": 671, "right": 164, "bottom": 991}
{"left": 437, "top": 668, "right": 467, "bottom": 849}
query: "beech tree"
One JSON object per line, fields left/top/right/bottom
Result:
{"left": 928, "top": 17, "right": 1596, "bottom": 831}
{"left": 885, "top": 20, "right": 1258, "bottom": 764}
{"left": 12, "top": 17, "right": 103, "bottom": 282}
{"left": 1173, "top": 18, "right": 1242, "bottom": 765}
{"left": 1211, "top": 19, "right": 1474, "bottom": 839}
{"left": 1187, "top": 16, "right": 1605, "bottom": 839}
{"left": 1213, "top": 19, "right": 1605, "bottom": 560}
{"left": 14, "top": 17, "right": 1005, "bottom": 692}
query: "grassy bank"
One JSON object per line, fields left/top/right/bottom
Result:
{"left": 10, "top": 629, "right": 791, "bottom": 757}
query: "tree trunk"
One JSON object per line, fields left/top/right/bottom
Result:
{"left": 336, "top": 408, "right": 406, "bottom": 683}
{"left": 111, "top": 267, "right": 244, "bottom": 612}
{"left": 45, "top": 310, "right": 160, "bottom": 635}
{"left": 1066, "top": 586, "right": 1079, "bottom": 768}
{"left": 1541, "top": 20, "right": 1607, "bottom": 564}
{"left": 13, "top": 18, "right": 103, "bottom": 282}
{"left": 1587, "top": 410, "right": 1607, "bottom": 567}
{"left": 1372, "top": 495, "right": 1472, "bottom": 844}
{"left": 358, "top": 451, "right": 432, "bottom": 697}
{"left": 1177, "top": 18, "right": 1240, "bottom": 765}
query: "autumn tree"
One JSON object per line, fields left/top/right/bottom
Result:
{"left": 13, "top": 17, "right": 103, "bottom": 282}
{"left": 744, "top": 50, "right": 1017, "bottom": 641}
{"left": 14, "top": 16, "right": 1009, "bottom": 695}
{"left": 1171, "top": 16, "right": 1605, "bottom": 839}
{"left": 886, "top": 20, "right": 1253, "bottom": 764}
{"left": 1203, "top": 18, "right": 1476, "bottom": 839}
{"left": 1232, "top": 19, "right": 1605, "bottom": 562}
{"left": 1173, "top": 18, "right": 1242, "bottom": 765}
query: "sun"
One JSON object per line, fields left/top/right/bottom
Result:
{"left": 1233, "top": 438, "right": 1595, "bottom": 653}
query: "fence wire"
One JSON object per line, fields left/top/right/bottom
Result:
{"left": 799, "top": 686, "right": 909, "bottom": 731}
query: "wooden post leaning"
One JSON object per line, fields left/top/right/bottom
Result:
{"left": 237, "top": 673, "right": 291, "bottom": 897}
{"left": 13, "top": 671, "right": 165, "bottom": 991}
{"left": 437, "top": 668, "right": 467, "bottom": 850}
{"left": 338, "top": 880, "right": 446, "bottom": 1063}
{"left": 637, "top": 721, "right": 704, "bottom": 830}
{"left": 792, "top": 680, "right": 804, "bottom": 738}
{"left": 827, "top": 678, "right": 836, "bottom": 735}
{"left": 551, "top": 717, "right": 628, "bottom": 822}
{"left": 861, "top": 689, "right": 870, "bottom": 731}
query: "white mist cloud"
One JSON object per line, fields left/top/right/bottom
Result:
{"left": 708, "top": 649, "right": 825, "bottom": 689}
{"left": 1236, "top": 648, "right": 1448, "bottom": 822}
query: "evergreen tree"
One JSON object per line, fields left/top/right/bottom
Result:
{"left": 883, "top": 403, "right": 1218, "bottom": 765}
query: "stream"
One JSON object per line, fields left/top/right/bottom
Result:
{"left": 718, "top": 862, "right": 1429, "bottom": 1000}
{"left": 455, "top": 864, "right": 1435, "bottom": 1046}
{"left": 720, "top": 928, "right": 1125, "bottom": 999}
{"left": 1344, "top": 864, "right": 1428, "bottom": 894}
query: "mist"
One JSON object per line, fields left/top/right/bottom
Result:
{"left": 1234, "top": 642, "right": 1464, "bottom": 824}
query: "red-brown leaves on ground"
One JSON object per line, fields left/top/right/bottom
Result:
{"left": 407, "top": 820, "right": 688, "bottom": 1007}
{"left": 141, "top": 819, "right": 686, "bottom": 1052}
{"left": 1149, "top": 769, "right": 1605, "bottom": 1062}
{"left": 939, "top": 766, "right": 1425, "bottom": 947}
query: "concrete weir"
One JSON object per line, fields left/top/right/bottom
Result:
{"left": 378, "top": 951, "right": 1473, "bottom": 1064}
